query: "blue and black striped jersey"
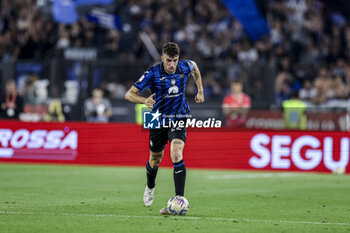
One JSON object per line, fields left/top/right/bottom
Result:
{"left": 133, "top": 60, "right": 195, "bottom": 122}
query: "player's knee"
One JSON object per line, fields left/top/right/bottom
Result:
{"left": 171, "top": 150, "right": 183, "bottom": 163}
{"left": 149, "top": 153, "right": 163, "bottom": 168}
{"left": 150, "top": 158, "right": 161, "bottom": 167}
{"left": 171, "top": 140, "right": 184, "bottom": 162}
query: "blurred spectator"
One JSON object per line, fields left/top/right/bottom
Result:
{"left": 21, "top": 76, "right": 37, "bottom": 105}
{"left": 332, "top": 76, "right": 348, "bottom": 100}
{"left": 0, "top": 79, "right": 24, "bottom": 119}
{"left": 312, "top": 67, "right": 333, "bottom": 105}
{"left": 222, "top": 79, "right": 251, "bottom": 127}
{"left": 106, "top": 81, "right": 127, "bottom": 100}
{"left": 298, "top": 79, "right": 317, "bottom": 103}
{"left": 332, "top": 59, "right": 348, "bottom": 80}
{"left": 275, "top": 80, "right": 292, "bottom": 107}
{"left": 56, "top": 24, "right": 70, "bottom": 49}
{"left": 104, "top": 30, "right": 120, "bottom": 57}
{"left": 33, "top": 79, "right": 49, "bottom": 104}
{"left": 202, "top": 72, "right": 221, "bottom": 99}
{"left": 84, "top": 88, "right": 112, "bottom": 122}
{"left": 274, "top": 57, "right": 295, "bottom": 106}
{"left": 332, "top": 59, "right": 350, "bottom": 97}
{"left": 282, "top": 90, "right": 307, "bottom": 130}
{"left": 63, "top": 80, "right": 79, "bottom": 105}
{"left": 70, "top": 22, "right": 84, "bottom": 48}
{"left": 43, "top": 87, "right": 65, "bottom": 122}
{"left": 43, "top": 99, "right": 65, "bottom": 122}
{"left": 237, "top": 40, "right": 258, "bottom": 68}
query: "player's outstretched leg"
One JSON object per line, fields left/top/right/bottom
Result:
{"left": 144, "top": 161, "right": 157, "bottom": 207}
{"left": 144, "top": 151, "right": 163, "bottom": 207}
{"left": 159, "top": 162, "right": 186, "bottom": 215}
{"left": 171, "top": 139, "right": 186, "bottom": 196}
{"left": 159, "top": 139, "right": 185, "bottom": 215}
{"left": 173, "top": 159, "right": 186, "bottom": 196}
{"left": 143, "top": 185, "right": 155, "bottom": 207}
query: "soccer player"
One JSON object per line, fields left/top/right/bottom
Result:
{"left": 125, "top": 42, "right": 204, "bottom": 214}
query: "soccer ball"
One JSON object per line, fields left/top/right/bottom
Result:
{"left": 167, "top": 195, "right": 189, "bottom": 215}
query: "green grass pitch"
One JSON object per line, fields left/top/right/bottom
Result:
{"left": 0, "top": 163, "right": 350, "bottom": 233}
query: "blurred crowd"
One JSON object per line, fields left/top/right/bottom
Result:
{"left": 270, "top": 0, "right": 350, "bottom": 107}
{"left": 1, "top": 0, "right": 350, "bottom": 122}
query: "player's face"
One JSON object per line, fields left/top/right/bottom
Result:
{"left": 161, "top": 54, "right": 179, "bottom": 74}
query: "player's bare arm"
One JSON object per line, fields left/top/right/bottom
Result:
{"left": 125, "top": 86, "right": 156, "bottom": 108}
{"left": 190, "top": 61, "right": 204, "bottom": 103}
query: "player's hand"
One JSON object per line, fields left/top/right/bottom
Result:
{"left": 145, "top": 93, "right": 156, "bottom": 108}
{"left": 195, "top": 92, "right": 204, "bottom": 103}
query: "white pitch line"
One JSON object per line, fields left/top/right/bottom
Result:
{"left": 0, "top": 210, "right": 349, "bottom": 226}
{"left": 207, "top": 173, "right": 301, "bottom": 180}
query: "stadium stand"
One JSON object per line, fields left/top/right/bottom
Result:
{"left": 0, "top": 0, "right": 349, "bottom": 125}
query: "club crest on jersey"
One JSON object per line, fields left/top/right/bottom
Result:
{"left": 168, "top": 79, "right": 179, "bottom": 94}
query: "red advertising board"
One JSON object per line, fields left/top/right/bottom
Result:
{"left": 0, "top": 120, "right": 349, "bottom": 173}
{"left": 246, "top": 109, "right": 349, "bottom": 131}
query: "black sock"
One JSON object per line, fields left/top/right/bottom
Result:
{"left": 173, "top": 159, "right": 186, "bottom": 196}
{"left": 146, "top": 161, "right": 158, "bottom": 189}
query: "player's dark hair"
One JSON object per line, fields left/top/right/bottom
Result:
{"left": 162, "top": 42, "right": 180, "bottom": 57}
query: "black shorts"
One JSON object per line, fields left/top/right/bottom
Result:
{"left": 149, "top": 124, "right": 187, "bottom": 153}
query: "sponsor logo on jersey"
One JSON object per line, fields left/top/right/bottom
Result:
{"left": 167, "top": 79, "right": 179, "bottom": 96}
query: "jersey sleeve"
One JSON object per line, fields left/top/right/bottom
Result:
{"left": 184, "top": 60, "right": 195, "bottom": 73}
{"left": 133, "top": 69, "right": 153, "bottom": 93}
